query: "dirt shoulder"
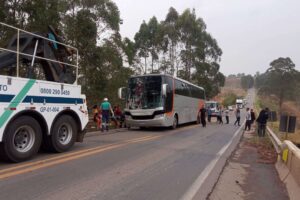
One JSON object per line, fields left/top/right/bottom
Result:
{"left": 208, "top": 127, "right": 289, "bottom": 200}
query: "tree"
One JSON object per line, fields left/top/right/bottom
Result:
{"left": 132, "top": 7, "right": 224, "bottom": 97}
{"left": 256, "top": 57, "right": 300, "bottom": 112}
{"left": 192, "top": 62, "right": 225, "bottom": 98}
{"left": 161, "top": 7, "right": 180, "bottom": 75}
{"left": 134, "top": 21, "right": 150, "bottom": 74}
{"left": 241, "top": 75, "right": 254, "bottom": 90}
{"left": 0, "top": 0, "right": 132, "bottom": 107}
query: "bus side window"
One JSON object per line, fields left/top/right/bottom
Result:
{"left": 183, "top": 83, "right": 190, "bottom": 97}
{"left": 175, "top": 80, "right": 183, "bottom": 95}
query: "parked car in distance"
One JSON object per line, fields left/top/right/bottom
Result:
{"left": 228, "top": 105, "right": 233, "bottom": 111}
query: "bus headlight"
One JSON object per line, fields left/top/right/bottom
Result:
{"left": 155, "top": 114, "right": 164, "bottom": 118}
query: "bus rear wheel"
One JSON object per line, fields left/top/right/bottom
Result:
{"left": 0, "top": 116, "right": 42, "bottom": 162}
{"left": 47, "top": 115, "right": 77, "bottom": 153}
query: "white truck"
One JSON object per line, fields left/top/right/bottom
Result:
{"left": 0, "top": 22, "right": 88, "bottom": 162}
{"left": 236, "top": 99, "right": 243, "bottom": 109}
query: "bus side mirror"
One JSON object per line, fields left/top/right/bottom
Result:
{"left": 162, "top": 84, "right": 168, "bottom": 97}
{"left": 118, "top": 87, "right": 127, "bottom": 100}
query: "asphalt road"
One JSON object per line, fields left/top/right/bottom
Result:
{"left": 0, "top": 91, "right": 254, "bottom": 200}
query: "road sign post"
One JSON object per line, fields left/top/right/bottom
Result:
{"left": 279, "top": 115, "right": 297, "bottom": 140}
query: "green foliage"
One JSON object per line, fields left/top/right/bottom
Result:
{"left": 222, "top": 93, "right": 238, "bottom": 107}
{"left": 192, "top": 62, "right": 225, "bottom": 98}
{"left": 255, "top": 57, "right": 300, "bottom": 112}
{"left": 241, "top": 74, "right": 254, "bottom": 90}
{"left": 0, "top": 0, "right": 131, "bottom": 109}
{"left": 1, "top": 2, "right": 225, "bottom": 108}
{"left": 133, "top": 7, "right": 224, "bottom": 98}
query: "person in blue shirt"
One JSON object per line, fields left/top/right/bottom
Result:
{"left": 207, "top": 107, "right": 212, "bottom": 122}
{"left": 100, "top": 97, "right": 114, "bottom": 132}
{"left": 48, "top": 32, "right": 58, "bottom": 50}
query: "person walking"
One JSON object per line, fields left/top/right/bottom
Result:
{"left": 207, "top": 107, "right": 212, "bottom": 123}
{"left": 218, "top": 108, "right": 223, "bottom": 124}
{"left": 234, "top": 108, "right": 241, "bottom": 126}
{"left": 100, "top": 97, "right": 114, "bottom": 132}
{"left": 200, "top": 105, "right": 207, "bottom": 127}
{"left": 225, "top": 109, "right": 229, "bottom": 124}
{"left": 244, "top": 108, "right": 251, "bottom": 131}
{"left": 256, "top": 107, "right": 269, "bottom": 137}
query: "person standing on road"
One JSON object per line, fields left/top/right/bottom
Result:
{"left": 100, "top": 98, "right": 114, "bottom": 132}
{"left": 256, "top": 107, "right": 269, "bottom": 137}
{"left": 250, "top": 109, "right": 256, "bottom": 125}
{"left": 200, "top": 105, "right": 207, "bottom": 127}
{"left": 244, "top": 108, "right": 251, "bottom": 131}
{"left": 225, "top": 109, "right": 229, "bottom": 124}
{"left": 207, "top": 107, "right": 212, "bottom": 123}
{"left": 92, "top": 105, "right": 102, "bottom": 130}
{"left": 218, "top": 108, "right": 223, "bottom": 124}
{"left": 234, "top": 108, "right": 241, "bottom": 126}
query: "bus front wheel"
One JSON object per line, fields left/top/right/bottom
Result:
{"left": 172, "top": 115, "right": 178, "bottom": 129}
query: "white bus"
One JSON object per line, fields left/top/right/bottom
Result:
{"left": 118, "top": 74, "right": 205, "bottom": 129}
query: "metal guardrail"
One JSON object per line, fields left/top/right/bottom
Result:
{"left": 267, "top": 125, "right": 300, "bottom": 191}
{"left": 266, "top": 126, "right": 283, "bottom": 154}
{"left": 266, "top": 126, "right": 300, "bottom": 158}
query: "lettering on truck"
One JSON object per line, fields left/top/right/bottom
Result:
{"left": 0, "top": 84, "right": 8, "bottom": 91}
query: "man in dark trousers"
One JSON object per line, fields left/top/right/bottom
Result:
{"left": 200, "top": 105, "right": 207, "bottom": 127}
{"left": 250, "top": 109, "right": 256, "bottom": 126}
{"left": 207, "top": 107, "right": 212, "bottom": 123}
{"left": 225, "top": 109, "right": 229, "bottom": 124}
{"left": 100, "top": 97, "right": 114, "bottom": 132}
{"left": 244, "top": 108, "right": 251, "bottom": 131}
{"left": 234, "top": 108, "right": 241, "bottom": 126}
{"left": 256, "top": 107, "right": 269, "bottom": 137}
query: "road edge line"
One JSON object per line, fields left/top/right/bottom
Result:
{"left": 180, "top": 121, "right": 245, "bottom": 200}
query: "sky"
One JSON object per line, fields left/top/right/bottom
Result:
{"left": 113, "top": 0, "right": 300, "bottom": 75}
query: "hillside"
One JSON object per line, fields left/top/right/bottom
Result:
{"left": 214, "top": 77, "right": 246, "bottom": 104}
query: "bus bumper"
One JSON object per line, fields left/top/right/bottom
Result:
{"left": 125, "top": 116, "right": 169, "bottom": 127}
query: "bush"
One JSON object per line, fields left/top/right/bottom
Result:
{"left": 222, "top": 93, "right": 238, "bottom": 107}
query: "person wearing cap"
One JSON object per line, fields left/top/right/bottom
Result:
{"left": 100, "top": 98, "right": 114, "bottom": 132}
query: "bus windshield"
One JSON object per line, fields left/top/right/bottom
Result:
{"left": 128, "top": 76, "right": 162, "bottom": 109}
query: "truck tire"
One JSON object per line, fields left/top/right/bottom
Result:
{"left": 48, "top": 115, "right": 77, "bottom": 153}
{"left": 0, "top": 116, "right": 42, "bottom": 162}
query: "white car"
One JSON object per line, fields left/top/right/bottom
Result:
{"left": 228, "top": 106, "right": 234, "bottom": 111}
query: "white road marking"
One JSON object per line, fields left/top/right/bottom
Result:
{"left": 180, "top": 122, "right": 245, "bottom": 200}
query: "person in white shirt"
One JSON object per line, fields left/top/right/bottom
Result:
{"left": 225, "top": 109, "right": 229, "bottom": 124}
{"left": 244, "top": 108, "right": 251, "bottom": 131}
